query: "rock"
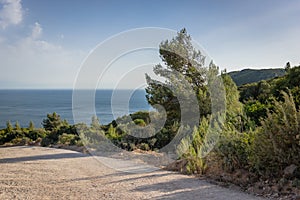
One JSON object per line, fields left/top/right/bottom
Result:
{"left": 284, "top": 164, "right": 298, "bottom": 178}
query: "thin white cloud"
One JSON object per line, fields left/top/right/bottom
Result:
{"left": 0, "top": 22, "right": 86, "bottom": 88}
{"left": 0, "top": 0, "right": 23, "bottom": 29}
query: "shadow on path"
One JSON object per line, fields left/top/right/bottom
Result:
{"left": 132, "top": 178, "right": 262, "bottom": 200}
{"left": 0, "top": 151, "right": 89, "bottom": 163}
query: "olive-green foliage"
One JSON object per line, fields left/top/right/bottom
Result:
{"left": 239, "top": 65, "right": 300, "bottom": 123}
{"left": 27, "top": 128, "right": 47, "bottom": 141}
{"left": 171, "top": 59, "right": 244, "bottom": 175}
{"left": 107, "top": 110, "right": 180, "bottom": 151}
{"left": 0, "top": 113, "right": 79, "bottom": 147}
{"left": 133, "top": 119, "right": 146, "bottom": 127}
{"left": 232, "top": 65, "right": 297, "bottom": 137}
{"left": 209, "top": 74, "right": 256, "bottom": 172}
{"left": 145, "top": 77, "right": 181, "bottom": 127}
{"left": 222, "top": 74, "right": 243, "bottom": 116}
{"left": 41, "top": 112, "right": 75, "bottom": 146}
{"left": 239, "top": 80, "right": 272, "bottom": 103}
{"left": 250, "top": 91, "right": 300, "bottom": 177}
{"left": 138, "top": 143, "right": 150, "bottom": 151}
{"left": 145, "top": 28, "right": 211, "bottom": 149}
{"left": 130, "top": 111, "right": 150, "bottom": 124}
{"left": 42, "top": 112, "right": 67, "bottom": 131}
{"left": 78, "top": 127, "right": 101, "bottom": 144}
{"left": 106, "top": 124, "right": 123, "bottom": 141}
{"left": 11, "top": 137, "right": 31, "bottom": 145}
{"left": 244, "top": 100, "right": 272, "bottom": 125}
{"left": 0, "top": 122, "right": 46, "bottom": 145}
{"left": 28, "top": 121, "right": 35, "bottom": 130}
{"left": 286, "top": 65, "right": 300, "bottom": 89}
{"left": 0, "top": 121, "right": 28, "bottom": 145}
{"left": 292, "top": 86, "right": 300, "bottom": 109}
{"left": 91, "top": 115, "right": 101, "bottom": 130}
{"left": 216, "top": 128, "right": 254, "bottom": 172}
{"left": 177, "top": 122, "right": 208, "bottom": 175}
{"left": 58, "top": 133, "right": 80, "bottom": 145}
{"left": 74, "top": 118, "right": 117, "bottom": 151}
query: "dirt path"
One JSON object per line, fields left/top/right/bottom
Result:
{"left": 0, "top": 146, "right": 264, "bottom": 200}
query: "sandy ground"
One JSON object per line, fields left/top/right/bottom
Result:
{"left": 0, "top": 146, "right": 265, "bottom": 200}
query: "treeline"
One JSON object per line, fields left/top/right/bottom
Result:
{"left": 240, "top": 64, "right": 300, "bottom": 125}
{"left": 0, "top": 113, "right": 81, "bottom": 147}
{"left": 219, "top": 66, "right": 300, "bottom": 176}
{"left": 0, "top": 110, "right": 176, "bottom": 152}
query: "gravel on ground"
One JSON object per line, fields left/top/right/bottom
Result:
{"left": 0, "top": 146, "right": 265, "bottom": 200}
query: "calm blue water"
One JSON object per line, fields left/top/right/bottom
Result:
{"left": 0, "top": 90, "right": 151, "bottom": 129}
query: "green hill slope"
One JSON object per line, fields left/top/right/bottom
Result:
{"left": 228, "top": 68, "right": 286, "bottom": 86}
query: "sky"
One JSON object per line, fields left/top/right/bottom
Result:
{"left": 0, "top": 0, "right": 299, "bottom": 89}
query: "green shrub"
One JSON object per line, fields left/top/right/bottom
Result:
{"left": 130, "top": 111, "right": 150, "bottom": 124}
{"left": 106, "top": 124, "right": 121, "bottom": 140}
{"left": 133, "top": 119, "right": 146, "bottom": 127}
{"left": 129, "top": 143, "right": 136, "bottom": 151}
{"left": 11, "top": 137, "right": 31, "bottom": 145}
{"left": 41, "top": 137, "right": 54, "bottom": 147}
{"left": 27, "top": 129, "right": 47, "bottom": 141}
{"left": 250, "top": 91, "right": 300, "bottom": 177}
{"left": 177, "top": 122, "right": 208, "bottom": 175}
{"left": 244, "top": 100, "right": 268, "bottom": 124}
{"left": 138, "top": 143, "right": 150, "bottom": 151}
{"left": 216, "top": 129, "right": 253, "bottom": 172}
{"left": 58, "top": 133, "right": 80, "bottom": 145}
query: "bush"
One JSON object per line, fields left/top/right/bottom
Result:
{"left": 216, "top": 129, "right": 253, "bottom": 172}
{"left": 27, "top": 129, "right": 47, "bottom": 141}
{"left": 250, "top": 91, "right": 300, "bottom": 177}
{"left": 41, "top": 137, "right": 54, "bottom": 147}
{"left": 177, "top": 122, "right": 208, "bottom": 175}
{"left": 244, "top": 100, "right": 268, "bottom": 124}
{"left": 58, "top": 133, "right": 80, "bottom": 145}
{"left": 130, "top": 111, "right": 150, "bottom": 124}
{"left": 133, "top": 119, "right": 146, "bottom": 127}
{"left": 138, "top": 143, "right": 150, "bottom": 151}
{"left": 11, "top": 137, "right": 31, "bottom": 145}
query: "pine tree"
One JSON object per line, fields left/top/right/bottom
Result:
{"left": 6, "top": 121, "right": 13, "bottom": 133}
{"left": 145, "top": 28, "right": 211, "bottom": 120}
{"left": 15, "top": 121, "right": 21, "bottom": 130}
{"left": 28, "top": 121, "right": 35, "bottom": 131}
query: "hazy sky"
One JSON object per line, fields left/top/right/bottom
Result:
{"left": 0, "top": 0, "right": 299, "bottom": 89}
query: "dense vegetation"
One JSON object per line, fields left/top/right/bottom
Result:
{"left": 1, "top": 28, "right": 299, "bottom": 197}
{"left": 0, "top": 113, "right": 82, "bottom": 147}
{"left": 228, "top": 68, "right": 286, "bottom": 86}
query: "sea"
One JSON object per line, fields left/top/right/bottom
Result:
{"left": 0, "top": 89, "right": 151, "bottom": 129}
